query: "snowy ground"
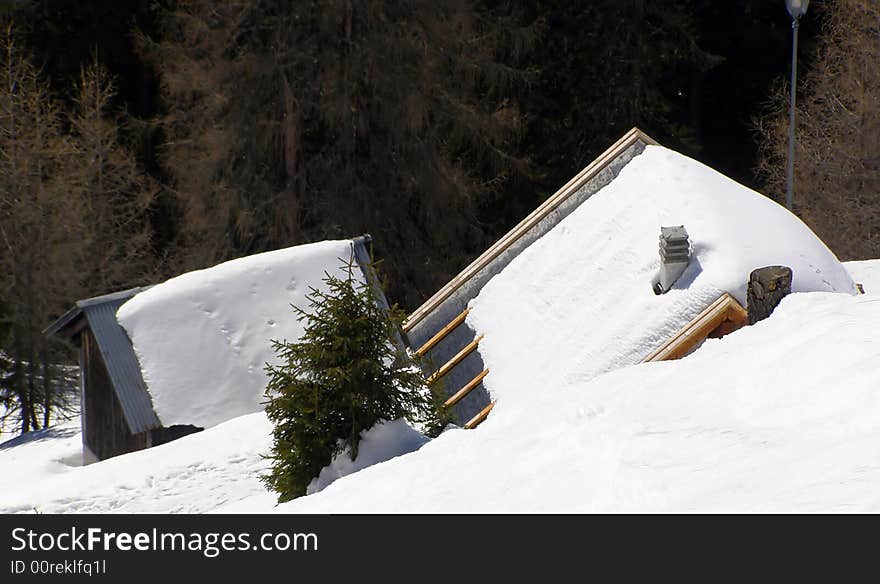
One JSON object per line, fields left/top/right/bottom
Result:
{"left": 2, "top": 146, "right": 877, "bottom": 513}
{"left": 845, "top": 259, "right": 880, "bottom": 293}
{"left": 3, "top": 295, "right": 878, "bottom": 514}
{"left": 254, "top": 292, "right": 880, "bottom": 513}
{"left": 0, "top": 413, "right": 426, "bottom": 513}
{"left": 0, "top": 414, "right": 270, "bottom": 513}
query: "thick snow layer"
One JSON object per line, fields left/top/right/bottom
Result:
{"left": 228, "top": 292, "right": 880, "bottom": 513}
{"left": 0, "top": 420, "right": 84, "bottom": 505}
{"left": 117, "top": 240, "right": 359, "bottom": 429}
{"left": 468, "top": 145, "right": 855, "bottom": 403}
{"left": 845, "top": 259, "right": 880, "bottom": 293}
{"left": 3, "top": 147, "right": 873, "bottom": 514}
{"left": 307, "top": 419, "right": 428, "bottom": 495}
{"left": 4, "top": 296, "right": 880, "bottom": 513}
{"left": 0, "top": 413, "right": 270, "bottom": 513}
{"left": 0, "top": 415, "right": 425, "bottom": 513}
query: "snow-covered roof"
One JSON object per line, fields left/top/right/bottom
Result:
{"left": 468, "top": 144, "right": 855, "bottom": 410}
{"left": 404, "top": 128, "right": 659, "bottom": 424}
{"left": 844, "top": 259, "right": 880, "bottom": 293}
{"left": 270, "top": 291, "right": 880, "bottom": 513}
{"left": 46, "top": 235, "right": 385, "bottom": 434}
{"left": 405, "top": 129, "right": 856, "bottom": 427}
{"left": 117, "top": 236, "right": 384, "bottom": 430}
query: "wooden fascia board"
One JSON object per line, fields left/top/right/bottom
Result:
{"left": 642, "top": 293, "right": 747, "bottom": 363}
{"left": 403, "top": 127, "right": 658, "bottom": 333}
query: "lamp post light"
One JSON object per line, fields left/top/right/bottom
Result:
{"left": 785, "top": 0, "right": 809, "bottom": 211}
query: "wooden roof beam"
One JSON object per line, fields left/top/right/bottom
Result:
{"left": 415, "top": 308, "right": 470, "bottom": 357}
{"left": 642, "top": 293, "right": 747, "bottom": 363}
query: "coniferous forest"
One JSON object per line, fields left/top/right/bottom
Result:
{"left": 1, "top": 0, "right": 877, "bottom": 434}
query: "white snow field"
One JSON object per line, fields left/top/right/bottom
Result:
{"left": 258, "top": 292, "right": 880, "bottom": 513}
{"left": 845, "top": 259, "right": 880, "bottom": 293}
{"left": 1, "top": 145, "right": 877, "bottom": 513}
{"left": 0, "top": 414, "right": 426, "bottom": 513}
{"left": 117, "top": 239, "right": 361, "bottom": 429}
{"left": 0, "top": 414, "right": 270, "bottom": 513}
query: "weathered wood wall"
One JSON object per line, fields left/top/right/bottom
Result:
{"left": 82, "top": 330, "right": 148, "bottom": 460}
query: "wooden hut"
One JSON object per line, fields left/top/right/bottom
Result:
{"left": 45, "top": 234, "right": 387, "bottom": 462}
{"left": 44, "top": 287, "right": 202, "bottom": 462}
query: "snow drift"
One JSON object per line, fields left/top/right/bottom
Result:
{"left": 0, "top": 413, "right": 427, "bottom": 513}
{"left": 248, "top": 291, "right": 880, "bottom": 513}
{"left": 117, "top": 240, "right": 361, "bottom": 429}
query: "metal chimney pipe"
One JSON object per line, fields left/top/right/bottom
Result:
{"left": 655, "top": 225, "right": 691, "bottom": 294}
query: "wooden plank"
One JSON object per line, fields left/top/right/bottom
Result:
{"left": 415, "top": 308, "right": 470, "bottom": 357}
{"left": 464, "top": 402, "right": 495, "bottom": 429}
{"left": 444, "top": 369, "right": 489, "bottom": 408}
{"left": 726, "top": 297, "right": 748, "bottom": 324}
{"left": 642, "top": 294, "right": 747, "bottom": 362}
{"left": 426, "top": 334, "right": 484, "bottom": 385}
{"left": 404, "top": 127, "right": 658, "bottom": 333}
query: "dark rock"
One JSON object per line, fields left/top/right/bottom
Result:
{"left": 747, "top": 266, "right": 793, "bottom": 325}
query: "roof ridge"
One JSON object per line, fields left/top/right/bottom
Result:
{"left": 403, "top": 127, "right": 658, "bottom": 332}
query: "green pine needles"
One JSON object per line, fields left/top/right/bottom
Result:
{"left": 262, "top": 255, "right": 445, "bottom": 503}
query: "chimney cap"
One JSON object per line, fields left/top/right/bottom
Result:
{"left": 660, "top": 225, "right": 688, "bottom": 241}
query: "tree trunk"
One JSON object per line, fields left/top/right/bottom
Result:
{"left": 42, "top": 358, "right": 51, "bottom": 428}
{"left": 13, "top": 328, "right": 30, "bottom": 434}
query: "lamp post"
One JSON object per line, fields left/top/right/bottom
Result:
{"left": 785, "top": 0, "right": 809, "bottom": 211}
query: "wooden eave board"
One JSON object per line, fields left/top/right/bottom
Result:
{"left": 404, "top": 127, "right": 658, "bottom": 333}
{"left": 642, "top": 293, "right": 747, "bottom": 363}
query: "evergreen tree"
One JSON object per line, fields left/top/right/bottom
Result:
{"left": 139, "top": 0, "right": 535, "bottom": 308}
{"left": 0, "top": 24, "right": 83, "bottom": 433}
{"left": 517, "top": 0, "right": 719, "bottom": 198}
{"left": 67, "top": 56, "right": 159, "bottom": 291}
{"left": 0, "top": 24, "right": 158, "bottom": 434}
{"left": 262, "top": 255, "right": 444, "bottom": 502}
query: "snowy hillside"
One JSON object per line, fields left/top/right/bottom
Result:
{"left": 6, "top": 288, "right": 880, "bottom": 513}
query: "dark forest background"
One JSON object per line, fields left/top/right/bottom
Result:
{"left": 1, "top": 0, "right": 877, "bottom": 433}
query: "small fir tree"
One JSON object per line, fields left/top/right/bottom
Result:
{"left": 262, "top": 255, "right": 445, "bottom": 503}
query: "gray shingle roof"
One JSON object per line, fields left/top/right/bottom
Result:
{"left": 45, "top": 286, "right": 161, "bottom": 435}
{"left": 82, "top": 290, "right": 161, "bottom": 434}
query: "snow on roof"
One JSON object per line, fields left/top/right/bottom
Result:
{"left": 116, "top": 239, "right": 364, "bottom": 430}
{"left": 467, "top": 144, "right": 856, "bottom": 408}
{"left": 259, "top": 291, "right": 880, "bottom": 513}
{"left": 844, "top": 259, "right": 880, "bottom": 293}
{"left": 7, "top": 292, "right": 880, "bottom": 513}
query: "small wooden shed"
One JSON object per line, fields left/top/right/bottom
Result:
{"left": 45, "top": 288, "right": 201, "bottom": 462}
{"left": 45, "top": 234, "right": 387, "bottom": 462}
